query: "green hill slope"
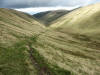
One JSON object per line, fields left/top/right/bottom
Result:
{"left": 0, "top": 8, "right": 45, "bottom": 45}
{"left": 0, "top": 3, "right": 100, "bottom": 75}
{"left": 50, "top": 3, "right": 100, "bottom": 42}
{"left": 0, "top": 8, "right": 45, "bottom": 75}
{"left": 33, "top": 3, "right": 100, "bottom": 75}
{"left": 51, "top": 3, "right": 100, "bottom": 33}
{"left": 34, "top": 10, "right": 70, "bottom": 26}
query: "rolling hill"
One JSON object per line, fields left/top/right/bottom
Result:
{"left": 0, "top": 8, "right": 45, "bottom": 75}
{"left": 0, "top": 8, "right": 45, "bottom": 45}
{"left": 34, "top": 10, "right": 70, "bottom": 26}
{"left": 50, "top": 3, "right": 100, "bottom": 43}
{"left": 0, "top": 3, "right": 100, "bottom": 75}
{"left": 33, "top": 3, "right": 100, "bottom": 75}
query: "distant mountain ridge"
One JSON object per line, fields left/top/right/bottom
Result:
{"left": 34, "top": 10, "right": 70, "bottom": 26}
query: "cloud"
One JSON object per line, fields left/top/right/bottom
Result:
{"left": 0, "top": 0, "right": 100, "bottom": 8}
{"left": 15, "top": 6, "right": 79, "bottom": 14}
{"left": 1, "top": 0, "right": 52, "bottom": 8}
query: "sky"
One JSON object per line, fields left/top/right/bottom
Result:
{"left": 0, "top": 0, "right": 100, "bottom": 14}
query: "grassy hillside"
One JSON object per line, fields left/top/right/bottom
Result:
{"left": 0, "top": 8, "right": 45, "bottom": 75}
{"left": 0, "top": 3, "right": 100, "bottom": 75}
{"left": 34, "top": 10, "right": 70, "bottom": 26}
{"left": 0, "top": 8, "right": 45, "bottom": 45}
{"left": 50, "top": 3, "right": 100, "bottom": 42}
{"left": 51, "top": 3, "right": 100, "bottom": 31}
{"left": 32, "top": 3, "right": 100, "bottom": 75}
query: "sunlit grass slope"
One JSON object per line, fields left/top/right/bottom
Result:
{"left": 0, "top": 3, "right": 100, "bottom": 75}
{"left": 0, "top": 8, "right": 45, "bottom": 75}
{"left": 33, "top": 3, "right": 100, "bottom": 75}
{"left": 51, "top": 3, "right": 100, "bottom": 36}
{"left": 0, "top": 8, "right": 45, "bottom": 46}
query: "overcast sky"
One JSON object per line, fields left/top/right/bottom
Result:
{"left": 0, "top": 0, "right": 100, "bottom": 14}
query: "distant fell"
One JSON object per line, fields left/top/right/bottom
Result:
{"left": 34, "top": 10, "right": 70, "bottom": 26}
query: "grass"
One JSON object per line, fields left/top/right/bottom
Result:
{"left": 34, "top": 28, "right": 100, "bottom": 75}
{"left": 0, "top": 35, "right": 39, "bottom": 75}
{"left": 27, "top": 36, "right": 71, "bottom": 75}
{"left": 0, "top": 8, "right": 45, "bottom": 45}
{"left": 0, "top": 34, "right": 72, "bottom": 75}
{"left": 0, "top": 42, "right": 29, "bottom": 75}
{"left": 0, "top": 8, "right": 45, "bottom": 75}
{"left": 37, "top": 4, "right": 100, "bottom": 74}
{"left": 0, "top": 3, "right": 100, "bottom": 75}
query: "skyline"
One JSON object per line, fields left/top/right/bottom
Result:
{"left": 0, "top": 0, "right": 100, "bottom": 14}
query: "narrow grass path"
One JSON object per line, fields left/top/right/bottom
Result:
{"left": 25, "top": 30, "right": 71, "bottom": 75}
{"left": 27, "top": 45, "right": 51, "bottom": 75}
{"left": 26, "top": 30, "right": 52, "bottom": 75}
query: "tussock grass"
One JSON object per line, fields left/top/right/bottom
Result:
{"left": 0, "top": 8, "right": 45, "bottom": 74}
{"left": 35, "top": 29, "right": 100, "bottom": 75}
{"left": 34, "top": 3, "right": 100, "bottom": 75}
{"left": 0, "top": 8, "right": 45, "bottom": 45}
{"left": 0, "top": 3, "right": 100, "bottom": 75}
{"left": 0, "top": 42, "right": 29, "bottom": 75}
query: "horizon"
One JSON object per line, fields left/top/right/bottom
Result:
{"left": 15, "top": 6, "right": 80, "bottom": 15}
{"left": 0, "top": 0, "right": 100, "bottom": 14}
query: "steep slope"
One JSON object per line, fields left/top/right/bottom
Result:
{"left": 51, "top": 3, "right": 100, "bottom": 35}
{"left": 0, "top": 8, "right": 45, "bottom": 75}
{"left": 0, "top": 8, "right": 45, "bottom": 46}
{"left": 1, "top": 3, "right": 100, "bottom": 75}
{"left": 32, "top": 3, "right": 100, "bottom": 75}
{"left": 50, "top": 3, "right": 100, "bottom": 42}
{"left": 34, "top": 10, "right": 70, "bottom": 26}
